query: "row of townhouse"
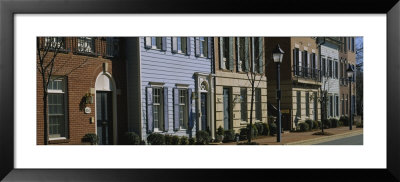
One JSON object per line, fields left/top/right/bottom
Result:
{"left": 36, "top": 36, "right": 357, "bottom": 145}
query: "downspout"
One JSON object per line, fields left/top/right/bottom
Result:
{"left": 211, "top": 37, "right": 216, "bottom": 140}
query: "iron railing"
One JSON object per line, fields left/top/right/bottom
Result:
{"left": 103, "top": 37, "right": 119, "bottom": 58}
{"left": 293, "top": 66, "right": 321, "bottom": 82}
{"left": 76, "top": 37, "right": 97, "bottom": 55}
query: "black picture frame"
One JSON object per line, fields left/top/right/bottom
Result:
{"left": 1, "top": 0, "right": 399, "bottom": 181}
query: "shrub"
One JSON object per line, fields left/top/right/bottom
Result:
{"left": 180, "top": 136, "right": 189, "bottom": 145}
{"left": 305, "top": 120, "right": 313, "bottom": 130}
{"left": 83, "top": 133, "right": 98, "bottom": 145}
{"left": 217, "top": 126, "right": 224, "bottom": 136}
{"left": 214, "top": 135, "right": 224, "bottom": 143}
{"left": 188, "top": 137, "right": 195, "bottom": 145}
{"left": 312, "top": 131, "right": 334, "bottom": 136}
{"left": 299, "top": 122, "right": 310, "bottom": 132}
{"left": 239, "top": 128, "right": 248, "bottom": 141}
{"left": 140, "top": 140, "right": 146, "bottom": 145}
{"left": 269, "top": 123, "right": 277, "bottom": 136}
{"left": 171, "top": 135, "right": 180, "bottom": 145}
{"left": 223, "top": 130, "right": 235, "bottom": 143}
{"left": 356, "top": 122, "right": 363, "bottom": 128}
{"left": 196, "top": 131, "right": 211, "bottom": 145}
{"left": 147, "top": 133, "right": 165, "bottom": 145}
{"left": 123, "top": 132, "right": 140, "bottom": 145}
{"left": 164, "top": 134, "right": 173, "bottom": 145}
{"left": 239, "top": 125, "right": 258, "bottom": 141}
{"left": 322, "top": 119, "right": 331, "bottom": 129}
{"left": 340, "top": 116, "right": 349, "bottom": 126}
{"left": 312, "top": 120, "right": 319, "bottom": 129}
{"left": 338, "top": 121, "right": 344, "bottom": 127}
{"left": 330, "top": 118, "right": 339, "bottom": 128}
{"left": 254, "top": 122, "right": 264, "bottom": 136}
{"left": 261, "top": 122, "right": 270, "bottom": 136}
{"left": 317, "top": 121, "right": 322, "bottom": 129}
{"left": 249, "top": 124, "right": 258, "bottom": 138}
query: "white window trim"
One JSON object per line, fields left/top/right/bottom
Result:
{"left": 177, "top": 37, "right": 187, "bottom": 55}
{"left": 199, "top": 37, "right": 207, "bottom": 58}
{"left": 151, "top": 37, "right": 162, "bottom": 50}
{"left": 152, "top": 87, "right": 164, "bottom": 131}
{"left": 49, "top": 137, "right": 67, "bottom": 141}
{"left": 178, "top": 88, "right": 188, "bottom": 130}
{"left": 47, "top": 77, "right": 68, "bottom": 139}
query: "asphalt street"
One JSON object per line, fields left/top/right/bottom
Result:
{"left": 315, "top": 134, "right": 363, "bottom": 145}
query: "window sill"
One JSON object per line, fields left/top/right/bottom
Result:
{"left": 174, "top": 52, "right": 188, "bottom": 56}
{"left": 73, "top": 51, "right": 99, "bottom": 57}
{"left": 240, "top": 121, "right": 247, "bottom": 125}
{"left": 48, "top": 138, "right": 69, "bottom": 144}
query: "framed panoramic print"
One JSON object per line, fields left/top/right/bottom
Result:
{"left": 1, "top": 0, "right": 400, "bottom": 181}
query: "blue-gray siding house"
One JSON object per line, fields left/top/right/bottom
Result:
{"left": 125, "top": 37, "right": 214, "bottom": 142}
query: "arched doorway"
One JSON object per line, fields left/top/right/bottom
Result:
{"left": 95, "top": 73, "right": 117, "bottom": 145}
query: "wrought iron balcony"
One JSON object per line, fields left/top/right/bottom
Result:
{"left": 292, "top": 66, "right": 321, "bottom": 82}
{"left": 75, "top": 37, "right": 97, "bottom": 56}
{"left": 103, "top": 37, "right": 119, "bottom": 58}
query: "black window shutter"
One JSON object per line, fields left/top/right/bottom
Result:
{"left": 186, "top": 37, "right": 191, "bottom": 56}
{"left": 187, "top": 88, "right": 193, "bottom": 129}
{"left": 161, "top": 37, "right": 167, "bottom": 51}
{"left": 146, "top": 87, "right": 154, "bottom": 133}
{"left": 229, "top": 37, "right": 234, "bottom": 71}
{"left": 163, "top": 87, "right": 169, "bottom": 132}
{"left": 173, "top": 88, "right": 180, "bottom": 131}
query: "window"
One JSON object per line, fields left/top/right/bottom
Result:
{"left": 335, "top": 61, "right": 339, "bottom": 79}
{"left": 335, "top": 95, "right": 339, "bottom": 117}
{"left": 199, "top": 37, "right": 208, "bottom": 57}
{"left": 351, "top": 37, "right": 355, "bottom": 52}
{"left": 153, "top": 87, "right": 164, "bottom": 131}
{"left": 77, "top": 37, "right": 95, "bottom": 54}
{"left": 306, "top": 92, "right": 310, "bottom": 117}
{"left": 238, "top": 37, "right": 247, "bottom": 72}
{"left": 294, "top": 48, "right": 300, "bottom": 76}
{"left": 240, "top": 88, "right": 248, "bottom": 121}
{"left": 296, "top": 91, "right": 301, "bottom": 116}
{"left": 44, "top": 37, "right": 65, "bottom": 50}
{"left": 223, "top": 37, "right": 230, "bottom": 69}
{"left": 47, "top": 77, "right": 68, "bottom": 139}
{"left": 342, "top": 94, "right": 345, "bottom": 115}
{"left": 255, "top": 88, "right": 262, "bottom": 121}
{"left": 151, "top": 37, "right": 163, "bottom": 50}
{"left": 254, "top": 38, "right": 260, "bottom": 73}
{"left": 303, "top": 51, "right": 308, "bottom": 77}
{"left": 179, "top": 89, "right": 188, "bottom": 129}
{"left": 328, "top": 59, "right": 333, "bottom": 78}
{"left": 177, "top": 37, "right": 187, "bottom": 54}
{"left": 321, "top": 58, "right": 326, "bottom": 77}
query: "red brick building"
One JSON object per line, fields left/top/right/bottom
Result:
{"left": 37, "top": 37, "right": 127, "bottom": 145}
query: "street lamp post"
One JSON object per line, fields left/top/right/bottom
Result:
{"left": 273, "top": 44, "right": 284, "bottom": 142}
{"left": 347, "top": 66, "right": 354, "bottom": 130}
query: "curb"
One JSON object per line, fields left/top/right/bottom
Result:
{"left": 286, "top": 130, "right": 363, "bottom": 145}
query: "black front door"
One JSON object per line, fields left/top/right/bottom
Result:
{"left": 223, "top": 88, "right": 231, "bottom": 130}
{"left": 96, "top": 91, "right": 113, "bottom": 145}
{"left": 201, "top": 93, "right": 207, "bottom": 131}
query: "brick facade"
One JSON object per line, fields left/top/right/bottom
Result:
{"left": 37, "top": 37, "right": 127, "bottom": 145}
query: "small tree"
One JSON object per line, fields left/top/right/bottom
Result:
{"left": 37, "top": 37, "right": 64, "bottom": 145}
{"left": 237, "top": 37, "right": 266, "bottom": 143}
{"left": 37, "top": 37, "right": 90, "bottom": 144}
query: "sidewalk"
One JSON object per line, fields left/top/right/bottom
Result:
{"left": 219, "top": 126, "right": 363, "bottom": 145}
